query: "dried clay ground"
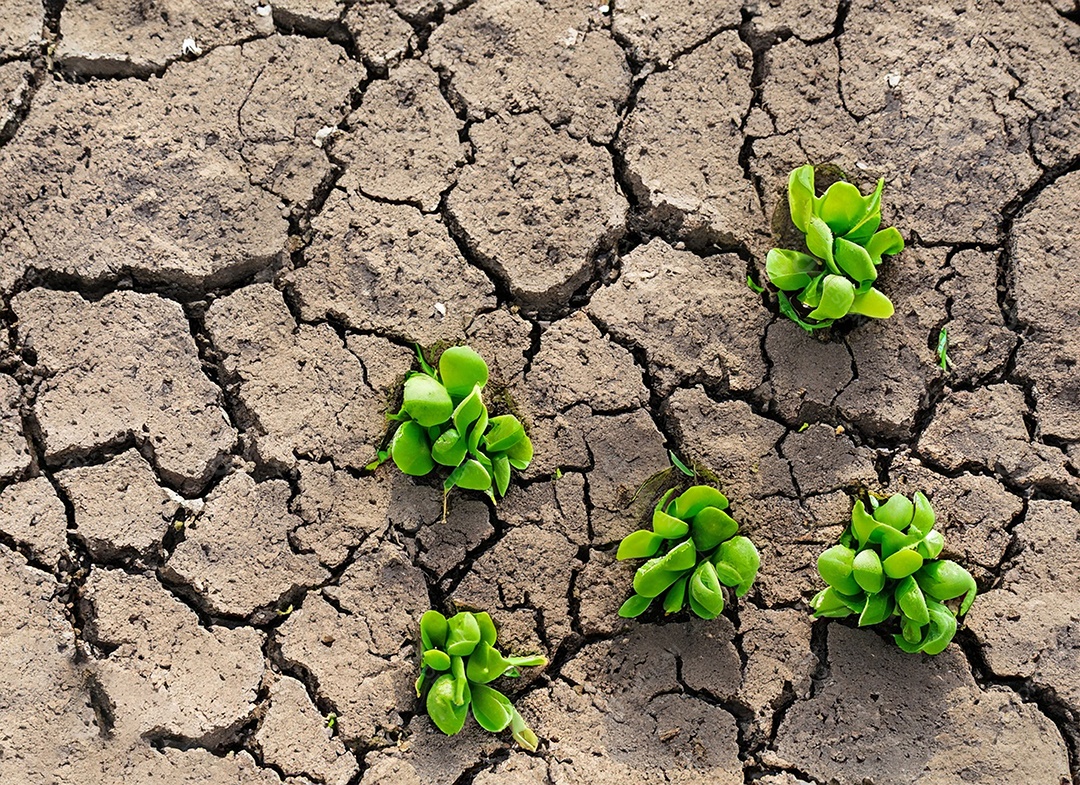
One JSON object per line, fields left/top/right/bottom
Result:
{"left": 0, "top": 0, "right": 1078, "bottom": 783}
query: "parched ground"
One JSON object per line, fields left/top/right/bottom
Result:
{"left": 0, "top": 0, "right": 1078, "bottom": 783}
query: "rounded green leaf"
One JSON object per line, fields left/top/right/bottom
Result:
{"left": 431, "top": 428, "right": 468, "bottom": 467}
{"left": 663, "top": 574, "right": 689, "bottom": 614}
{"left": 841, "top": 179, "right": 884, "bottom": 245}
{"left": 390, "top": 421, "right": 435, "bottom": 477}
{"left": 506, "top": 433, "right": 533, "bottom": 470}
{"left": 873, "top": 493, "right": 914, "bottom": 529}
{"left": 712, "top": 559, "right": 743, "bottom": 587}
{"left": 660, "top": 539, "right": 698, "bottom": 572}
{"left": 910, "top": 491, "right": 935, "bottom": 537}
{"left": 470, "top": 683, "right": 514, "bottom": 732}
{"left": 766, "top": 249, "right": 820, "bottom": 291}
{"left": 688, "top": 591, "right": 722, "bottom": 620}
{"left": 426, "top": 674, "right": 469, "bottom": 736}
{"left": 810, "top": 586, "right": 856, "bottom": 618}
{"left": 689, "top": 561, "right": 725, "bottom": 617}
{"left": 895, "top": 575, "right": 930, "bottom": 626}
{"left": 883, "top": 548, "right": 924, "bottom": 579}
{"left": 834, "top": 237, "right": 877, "bottom": 283}
{"left": 617, "top": 529, "right": 665, "bottom": 560}
{"left": 618, "top": 593, "right": 653, "bottom": 618}
{"left": 808, "top": 274, "right": 855, "bottom": 321}
{"left": 453, "top": 459, "right": 492, "bottom": 492}
{"left": 403, "top": 374, "right": 454, "bottom": 427}
{"left": 917, "top": 529, "right": 945, "bottom": 560}
{"left": 484, "top": 415, "right": 525, "bottom": 453}
{"left": 817, "top": 544, "right": 861, "bottom": 596}
{"left": 491, "top": 454, "right": 511, "bottom": 497}
{"left": 474, "top": 612, "right": 497, "bottom": 646}
{"left": 446, "top": 612, "right": 481, "bottom": 656}
{"left": 439, "top": 346, "right": 489, "bottom": 398}
{"left": 866, "top": 226, "right": 904, "bottom": 260}
{"left": 652, "top": 507, "right": 690, "bottom": 539}
{"left": 805, "top": 216, "right": 836, "bottom": 268}
{"left": 423, "top": 649, "right": 452, "bottom": 670}
{"left": 849, "top": 287, "right": 894, "bottom": 319}
{"left": 633, "top": 557, "right": 686, "bottom": 599}
{"left": 788, "top": 164, "right": 817, "bottom": 233}
{"left": 420, "top": 610, "right": 448, "bottom": 651}
{"left": 690, "top": 506, "right": 738, "bottom": 551}
{"left": 452, "top": 386, "right": 484, "bottom": 434}
{"left": 669, "top": 485, "right": 728, "bottom": 518}
{"left": 819, "top": 180, "right": 868, "bottom": 236}
{"left": 916, "top": 560, "right": 977, "bottom": 615}
{"left": 852, "top": 548, "right": 885, "bottom": 594}
{"left": 858, "top": 591, "right": 893, "bottom": 627}
{"left": 466, "top": 642, "right": 510, "bottom": 684}
{"left": 714, "top": 536, "right": 760, "bottom": 596}
{"left": 920, "top": 600, "right": 958, "bottom": 655}
{"left": 851, "top": 500, "right": 881, "bottom": 544}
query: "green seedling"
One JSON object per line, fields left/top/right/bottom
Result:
{"left": 810, "top": 491, "right": 977, "bottom": 655}
{"left": 766, "top": 164, "right": 905, "bottom": 331}
{"left": 937, "top": 328, "right": 951, "bottom": 372}
{"left": 669, "top": 451, "right": 695, "bottom": 477}
{"left": 617, "top": 485, "right": 760, "bottom": 620}
{"left": 416, "top": 610, "right": 546, "bottom": 749}
{"left": 380, "top": 345, "right": 533, "bottom": 512}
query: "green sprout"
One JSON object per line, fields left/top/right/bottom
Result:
{"left": 616, "top": 485, "right": 760, "bottom": 620}
{"left": 766, "top": 164, "right": 905, "bottom": 331}
{"left": 937, "top": 328, "right": 951, "bottom": 372}
{"left": 811, "top": 491, "right": 977, "bottom": 655}
{"left": 416, "top": 610, "right": 546, "bottom": 750}
{"left": 378, "top": 345, "right": 533, "bottom": 511}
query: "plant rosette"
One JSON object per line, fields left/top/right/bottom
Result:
{"left": 375, "top": 345, "right": 534, "bottom": 507}
{"left": 810, "top": 491, "right": 978, "bottom": 655}
{"left": 765, "top": 163, "right": 905, "bottom": 332}
{"left": 416, "top": 610, "right": 546, "bottom": 749}
{"left": 616, "top": 485, "right": 760, "bottom": 620}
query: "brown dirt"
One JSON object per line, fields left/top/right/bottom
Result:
{"left": 1, "top": 0, "right": 1078, "bottom": 783}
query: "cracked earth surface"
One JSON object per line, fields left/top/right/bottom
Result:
{"left": 0, "top": 0, "right": 1078, "bottom": 783}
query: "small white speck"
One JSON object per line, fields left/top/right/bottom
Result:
{"left": 561, "top": 28, "right": 581, "bottom": 47}
{"left": 433, "top": 302, "right": 447, "bottom": 317}
{"left": 599, "top": 4, "right": 609, "bottom": 12}
{"left": 886, "top": 71, "right": 901, "bottom": 88}
{"left": 181, "top": 38, "right": 202, "bottom": 56}
{"left": 313, "top": 126, "right": 339, "bottom": 147}
{"left": 255, "top": 3, "right": 272, "bottom": 16}
{"left": 855, "top": 161, "right": 868, "bottom": 170}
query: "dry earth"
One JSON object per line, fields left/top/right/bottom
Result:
{"left": 0, "top": 0, "right": 1078, "bottom": 783}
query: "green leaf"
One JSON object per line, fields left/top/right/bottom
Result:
{"left": 866, "top": 226, "right": 904, "bottom": 260}
{"left": 466, "top": 642, "right": 512, "bottom": 684}
{"left": 799, "top": 272, "right": 826, "bottom": 308}
{"left": 858, "top": 591, "right": 892, "bottom": 627}
{"left": 805, "top": 216, "right": 837, "bottom": 272}
{"left": 883, "top": 548, "right": 924, "bottom": 580}
{"left": 910, "top": 492, "right": 935, "bottom": 538}
{"left": 849, "top": 287, "right": 894, "bottom": 319}
{"left": 688, "top": 591, "right": 721, "bottom": 620}
{"left": 841, "top": 179, "right": 884, "bottom": 245}
{"left": 916, "top": 560, "right": 977, "bottom": 615}
{"left": 451, "top": 653, "right": 468, "bottom": 705}
{"left": 415, "top": 343, "right": 437, "bottom": 377}
{"left": 423, "top": 649, "right": 452, "bottom": 670}
{"left": 777, "top": 290, "right": 831, "bottom": 332}
{"left": 817, "top": 544, "right": 861, "bottom": 595}
{"left": 491, "top": 454, "right": 511, "bottom": 497}
{"left": 466, "top": 406, "right": 489, "bottom": 456}
{"left": 669, "top": 485, "right": 728, "bottom": 518}
{"left": 689, "top": 561, "right": 725, "bottom": 617}
{"left": 713, "top": 536, "right": 759, "bottom": 595}
{"left": 475, "top": 612, "right": 498, "bottom": 646}
{"left": 504, "top": 653, "right": 547, "bottom": 668}
{"left": 819, "top": 180, "right": 868, "bottom": 236}
{"left": 663, "top": 574, "right": 689, "bottom": 614}
{"left": 402, "top": 374, "right": 454, "bottom": 427}
{"left": 618, "top": 593, "right": 653, "bottom": 618}
{"left": 470, "top": 683, "right": 513, "bottom": 733}
{"left": 439, "top": 346, "right": 489, "bottom": 398}
{"left": 669, "top": 451, "right": 694, "bottom": 477}
{"left": 452, "top": 385, "right": 485, "bottom": 434}
{"left": 510, "top": 707, "right": 539, "bottom": 751}
{"left": 616, "top": 529, "right": 665, "bottom": 560}
{"left": 937, "top": 328, "right": 950, "bottom": 372}
{"left": 873, "top": 493, "right": 915, "bottom": 529}
{"left": 652, "top": 506, "right": 690, "bottom": 540}
{"left": 633, "top": 557, "right": 686, "bottom": 599}
{"left": 415, "top": 666, "right": 427, "bottom": 698}
{"left": 788, "top": 164, "right": 817, "bottom": 233}
{"left": 390, "top": 421, "right": 435, "bottom": 477}
{"left": 426, "top": 674, "right": 469, "bottom": 736}
{"left": 451, "top": 459, "right": 492, "bottom": 492}
{"left": 659, "top": 539, "right": 697, "bottom": 572}
{"left": 895, "top": 575, "right": 930, "bottom": 626}
{"left": 834, "top": 237, "right": 877, "bottom": 283}
{"left": 746, "top": 275, "right": 765, "bottom": 294}
{"left": 851, "top": 500, "right": 880, "bottom": 545}
{"left": 431, "top": 428, "right": 468, "bottom": 467}
{"left": 920, "top": 600, "right": 958, "bottom": 655}
{"left": 506, "top": 433, "right": 533, "bottom": 470}
{"left": 766, "top": 249, "right": 820, "bottom": 291}
{"left": 445, "top": 612, "right": 481, "bottom": 657}
{"left": 917, "top": 529, "right": 945, "bottom": 560}
{"left": 484, "top": 415, "right": 526, "bottom": 453}
{"left": 808, "top": 274, "right": 855, "bottom": 321}
{"left": 852, "top": 548, "right": 885, "bottom": 594}
{"left": 420, "top": 610, "right": 448, "bottom": 651}
{"left": 690, "top": 506, "right": 738, "bottom": 551}
{"left": 711, "top": 559, "right": 743, "bottom": 587}
{"left": 810, "top": 586, "right": 856, "bottom": 618}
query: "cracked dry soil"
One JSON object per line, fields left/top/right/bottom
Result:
{"left": 0, "top": 0, "right": 1078, "bottom": 783}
